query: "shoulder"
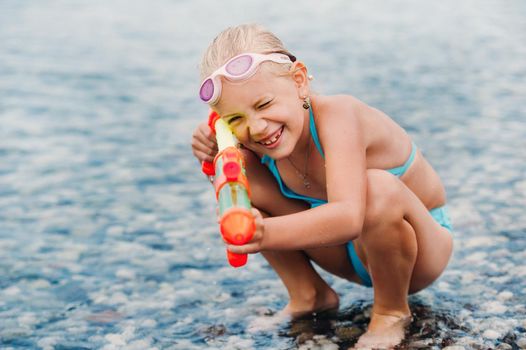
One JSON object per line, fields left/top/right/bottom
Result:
{"left": 312, "top": 94, "right": 373, "bottom": 125}
{"left": 311, "top": 94, "right": 370, "bottom": 145}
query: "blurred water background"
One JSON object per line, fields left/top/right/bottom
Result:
{"left": 1, "top": 0, "right": 525, "bottom": 349}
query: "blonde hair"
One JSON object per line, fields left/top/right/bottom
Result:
{"left": 199, "top": 24, "right": 295, "bottom": 80}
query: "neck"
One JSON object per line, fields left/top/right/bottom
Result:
{"left": 288, "top": 108, "right": 312, "bottom": 164}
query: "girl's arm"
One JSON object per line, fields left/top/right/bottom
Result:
{"left": 230, "top": 96, "right": 368, "bottom": 253}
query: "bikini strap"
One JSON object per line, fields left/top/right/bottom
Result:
{"left": 309, "top": 108, "right": 325, "bottom": 159}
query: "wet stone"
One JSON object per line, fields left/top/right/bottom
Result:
{"left": 201, "top": 324, "right": 227, "bottom": 338}
{"left": 334, "top": 326, "right": 362, "bottom": 341}
{"left": 85, "top": 310, "right": 123, "bottom": 324}
{"left": 408, "top": 338, "right": 434, "bottom": 348}
{"left": 104, "top": 333, "right": 126, "bottom": 346}
{"left": 517, "top": 337, "right": 526, "bottom": 349}
{"left": 352, "top": 313, "right": 368, "bottom": 324}
{"left": 483, "top": 329, "right": 501, "bottom": 340}
{"left": 295, "top": 331, "right": 315, "bottom": 345}
{"left": 497, "top": 291, "right": 513, "bottom": 301}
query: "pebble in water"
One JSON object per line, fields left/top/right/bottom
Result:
{"left": 482, "top": 301, "right": 508, "bottom": 314}
{"left": 517, "top": 337, "right": 526, "bottom": 349}
{"left": 497, "top": 291, "right": 513, "bottom": 301}
{"left": 104, "top": 333, "right": 126, "bottom": 346}
{"left": 483, "top": 329, "right": 501, "bottom": 340}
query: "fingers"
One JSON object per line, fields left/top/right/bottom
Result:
{"left": 199, "top": 122, "right": 218, "bottom": 149}
{"left": 191, "top": 135, "right": 217, "bottom": 158}
{"left": 193, "top": 149, "right": 215, "bottom": 163}
{"left": 221, "top": 208, "right": 264, "bottom": 254}
{"left": 226, "top": 243, "right": 261, "bottom": 255}
{"left": 250, "top": 207, "right": 261, "bottom": 218}
{"left": 250, "top": 208, "right": 264, "bottom": 237}
{"left": 191, "top": 121, "right": 218, "bottom": 163}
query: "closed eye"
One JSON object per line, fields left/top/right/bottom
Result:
{"left": 258, "top": 100, "right": 272, "bottom": 109}
{"left": 227, "top": 115, "right": 242, "bottom": 124}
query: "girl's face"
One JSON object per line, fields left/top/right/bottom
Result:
{"left": 213, "top": 64, "right": 309, "bottom": 160}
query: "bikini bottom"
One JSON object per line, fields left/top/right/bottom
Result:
{"left": 346, "top": 205, "right": 452, "bottom": 287}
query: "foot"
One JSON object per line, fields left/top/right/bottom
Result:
{"left": 283, "top": 287, "right": 340, "bottom": 318}
{"left": 247, "top": 287, "right": 339, "bottom": 333}
{"left": 351, "top": 312, "right": 412, "bottom": 350}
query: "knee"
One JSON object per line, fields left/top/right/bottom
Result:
{"left": 363, "top": 169, "right": 405, "bottom": 230}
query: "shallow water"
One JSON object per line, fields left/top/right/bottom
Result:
{"left": 1, "top": 1, "right": 525, "bottom": 349}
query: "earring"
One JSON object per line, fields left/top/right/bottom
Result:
{"left": 302, "top": 96, "right": 311, "bottom": 110}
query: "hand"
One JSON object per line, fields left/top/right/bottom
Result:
{"left": 191, "top": 120, "right": 218, "bottom": 163}
{"left": 226, "top": 208, "right": 266, "bottom": 255}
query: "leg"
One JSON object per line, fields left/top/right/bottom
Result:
{"left": 242, "top": 150, "right": 339, "bottom": 317}
{"left": 259, "top": 209, "right": 339, "bottom": 316}
{"left": 260, "top": 249, "right": 339, "bottom": 316}
{"left": 352, "top": 170, "right": 453, "bottom": 349}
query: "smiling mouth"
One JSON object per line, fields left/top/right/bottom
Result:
{"left": 257, "top": 126, "right": 284, "bottom": 147}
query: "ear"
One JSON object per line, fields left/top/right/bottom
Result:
{"left": 290, "top": 61, "right": 310, "bottom": 98}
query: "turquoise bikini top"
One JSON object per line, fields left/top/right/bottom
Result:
{"left": 260, "top": 108, "right": 416, "bottom": 208}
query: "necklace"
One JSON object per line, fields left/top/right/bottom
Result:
{"left": 287, "top": 138, "right": 312, "bottom": 189}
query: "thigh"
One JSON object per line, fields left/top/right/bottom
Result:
{"left": 404, "top": 198, "right": 453, "bottom": 292}
{"left": 355, "top": 170, "right": 453, "bottom": 293}
{"left": 304, "top": 245, "right": 362, "bottom": 284}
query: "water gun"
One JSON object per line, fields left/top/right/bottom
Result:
{"left": 201, "top": 111, "right": 255, "bottom": 268}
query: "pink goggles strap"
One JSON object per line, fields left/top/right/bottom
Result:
{"left": 199, "top": 53, "right": 293, "bottom": 105}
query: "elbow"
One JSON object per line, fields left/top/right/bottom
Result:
{"left": 347, "top": 219, "right": 363, "bottom": 242}
{"left": 334, "top": 201, "right": 364, "bottom": 242}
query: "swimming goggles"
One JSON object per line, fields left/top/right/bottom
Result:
{"left": 199, "top": 52, "right": 293, "bottom": 105}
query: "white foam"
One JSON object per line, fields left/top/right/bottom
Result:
{"left": 108, "top": 292, "right": 128, "bottom": 305}
{"left": 121, "top": 325, "right": 136, "bottom": 341}
{"left": 115, "top": 268, "right": 136, "bottom": 280}
{"left": 246, "top": 311, "right": 291, "bottom": 333}
{"left": 141, "top": 318, "right": 157, "bottom": 328}
{"left": 224, "top": 335, "right": 255, "bottom": 350}
{"left": 464, "top": 251, "right": 487, "bottom": 262}
{"left": 3, "top": 286, "right": 21, "bottom": 296}
{"left": 17, "top": 313, "right": 38, "bottom": 327}
{"left": 298, "top": 336, "right": 339, "bottom": 350}
{"left": 127, "top": 339, "right": 153, "bottom": 350}
{"left": 482, "top": 301, "right": 507, "bottom": 314}
{"left": 497, "top": 291, "right": 513, "bottom": 301}
{"left": 105, "top": 333, "right": 126, "bottom": 346}
{"left": 107, "top": 225, "right": 125, "bottom": 236}
{"left": 37, "top": 336, "right": 60, "bottom": 349}
{"left": 30, "top": 279, "right": 51, "bottom": 289}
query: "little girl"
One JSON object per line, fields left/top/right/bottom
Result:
{"left": 191, "top": 24, "right": 453, "bottom": 349}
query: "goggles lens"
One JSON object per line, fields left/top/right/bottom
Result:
{"left": 199, "top": 78, "right": 215, "bottom": 102}
{"left": 225, "top": 55, "right": 253, "bottom": 76}
{"left": 199, "top": 53, "right": 292, "bottom": 105}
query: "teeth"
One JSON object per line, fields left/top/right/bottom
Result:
{"left": 260, "top": 127, "right": 282, "bottom": 146}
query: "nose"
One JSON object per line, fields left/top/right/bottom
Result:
{"left": 247, "top": 116, "right": 268, "bottom": 138}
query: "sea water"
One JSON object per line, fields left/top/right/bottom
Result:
{"left": 1, "top": 1, "right": 525, "bottom": 349}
